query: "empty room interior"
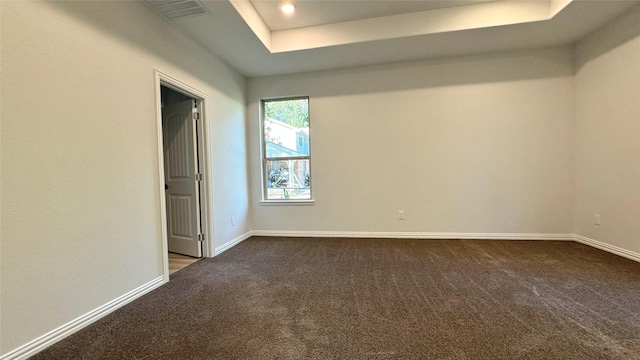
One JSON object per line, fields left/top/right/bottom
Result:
{"left": 1, "top": 0, "right": 639, "bottom": 359}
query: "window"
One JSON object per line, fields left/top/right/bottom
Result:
{"left": 261, "top": 97, "right": 311, "bottom": 201}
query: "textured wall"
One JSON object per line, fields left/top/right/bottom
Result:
{"left": 0, "top": 1, "right": 249, "bottom": 354}
{"left": 248, "top": 47, "right": 574, "bottom": 235}
{"left": 573, "top": 6, "right": 640, "bottom": 254}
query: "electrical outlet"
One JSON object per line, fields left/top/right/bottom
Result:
{"left": 593, "top": 214, "right": 601, "bottom": 226}
{"left": 398, "top": 210, "right": 405, "bottom": 220}
{"left": 231, "top": 216, "right": 236, "bottom": 226}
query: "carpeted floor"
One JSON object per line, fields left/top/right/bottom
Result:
{"left": 30, "top": 237, "right": 640, "bottom": 359}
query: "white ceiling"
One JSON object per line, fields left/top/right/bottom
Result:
{"left": 158, "top": 0, "right": 640, "bottom": 77}
{"left": 249, "top": 0, "right": 497, "bottom": 31}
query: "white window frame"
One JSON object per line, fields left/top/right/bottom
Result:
{"left": 260, "top": 96, "right": 313, "bottom": 205}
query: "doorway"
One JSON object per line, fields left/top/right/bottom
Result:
{"left": 161, "top": 86, "right": 203, "bottom": 258}
{"left": 155, "top": 71, "right": 211, "bottom": 278}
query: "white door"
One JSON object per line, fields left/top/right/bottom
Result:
{"left": 163, "top": 99, "right": 202, "bottom": 257}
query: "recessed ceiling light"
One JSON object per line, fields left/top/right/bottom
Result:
{"left": 280, "top": 2, "right": 295, "bottom": 14}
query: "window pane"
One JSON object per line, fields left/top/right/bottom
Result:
{"left": 264, "top": 99, "right": 309, "bottom": 157}
{"left": 265, "top": 159, "right": 310, "bottom": 200}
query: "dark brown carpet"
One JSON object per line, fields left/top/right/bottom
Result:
{"left": 30, "top": 237, "right": 640, "bottom": 359}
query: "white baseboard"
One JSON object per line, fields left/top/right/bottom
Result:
{"left": 5, "top": 231, "right": 635, "bottom": 360}
{"left": 574, "top": 234, "right": 640, "bottom": 263}
{"left": 2, "top": 230, "right": 252, "bottom": 360}
{"left": 1, "top": 276, "right": 166, "bottom": 360}
{"left": 251, "top": 230, "right": 574, "bottom": 241}
{"left": 214, "top": 230, "right": 253, "bottom": 256}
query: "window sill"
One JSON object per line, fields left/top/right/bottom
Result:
{"left": 260, "top": 200, "right": 315, "bottom": 206}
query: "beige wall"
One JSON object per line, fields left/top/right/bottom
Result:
{"left": 3, "top": 1, "right": 639, "bottom": 357}
{"left": 0, "top": 1, "right": 249, "bottom": 354}
{"left": 573, "top": 6, "right": 640, "bottom": 253}
{"left": 248, "top": 47, "right": 575, "bottom": 235}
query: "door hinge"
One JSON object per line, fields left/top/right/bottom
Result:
{"left": 197, "top": 233, "right": 205, "bottom": 242}
{"left": 193, "top": 112, "right": 200, "bottom": 121}
{"left": 195, "top": 173, "right": 203, "bottom": 181}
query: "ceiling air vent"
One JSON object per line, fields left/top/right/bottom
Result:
{"left": 144, "top": 0, "right": 210, "bottom": 21}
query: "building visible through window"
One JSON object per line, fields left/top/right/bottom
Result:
{"left": 262, "top": 97, "right": 311, "bottom": 200}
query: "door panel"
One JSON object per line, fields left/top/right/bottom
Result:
{"left": 169, "top": 195, "right": 193, "bottom": 238}
{"left": 163, "top": 99, "right": 202, "bottom": 257}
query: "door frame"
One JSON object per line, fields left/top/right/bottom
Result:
{"left": 154, "top": 70, "right": 213, "bottom": 281}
